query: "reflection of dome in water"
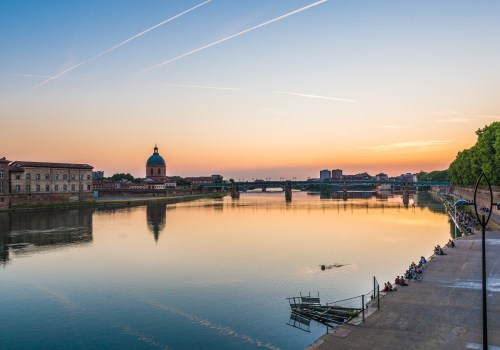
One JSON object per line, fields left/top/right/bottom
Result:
{"left": 146, "top": 146, "right": 166, "bottom": 166}
{"left": 146, "top": 204, "right": 166, "bottom": 242}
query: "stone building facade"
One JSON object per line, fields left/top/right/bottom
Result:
{"left": 0, "top": 157, "right": 10, "bottom": 210}
{"left": 8, "top": 161, "right": 94, "bottom": 205}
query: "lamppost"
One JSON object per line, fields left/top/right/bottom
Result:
{"left": 473, "top": 172, "right": 493, "bottom": 350}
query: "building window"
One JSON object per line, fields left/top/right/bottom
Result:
{"left": 0, "top": 197, "right": 3, "bottom": 202}
{"left": 0, "top": 182, "right": 3, "bottom": 193}
{"left": 54, "top": 174, "right": 59, "bottom": 180}
{"left": 71, "top": 184, "right": 75, "bottom": 191}
{"left": 15, "top": 174, "right": 20, "bottom": 180}
{"left": 45, "top": 174, "right": 49, "bottom": 180}
{"left": 79, "top": 174, "right": 83, "bottom": 180}
{"left": 87, "top": 184, "right": 91, "bottom": 191}
{"left": 0, "top": 170, "right": 3, "bottom": 178}
{"left": 45, "top": 185, "right": 50, "bottom": 192}
{"left": 27, "top": 173, "right": 31, "bottom": 180}
{"left": 36, "top": 185, "right": 40, "bottom": 192}
{"left": 87, "top": 174, "right": 91, "bottom": 180}
{"left": 26, "top": 185, "right": 31, "bottom": 192}
{"left": 63, "top": 174, "right": 67, "bottom": 180}
{"left": 71, "top": 174, "right": 75, "bottom": 180}
{"left": 150, "top": 168, "right": 153, "bottom": 175}
{"left": 79, "top": 184, "right": 83, "bottom": 191}
{"left": 36, "top": 174, "right": 40, "bottom": 180}
{"left": 158, "top": 168, "right": 161, "bottom": 175}
{"left": 15, "top": 185, "right": 21, "bottom": 192}
{"left": 63, "top": 184, "right": 67, "bottom": 191}
{"left": 55, "top": 185, "right": 59, "bottom": 192}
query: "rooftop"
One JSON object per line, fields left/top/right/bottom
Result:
{"left": 11, "top": 161, "right": 93, "bottom": 170}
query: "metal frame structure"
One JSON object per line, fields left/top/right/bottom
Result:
{"left": 473, "top": 173, "right": 493, "bottom": 350}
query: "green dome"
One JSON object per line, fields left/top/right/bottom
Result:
{"left": 146, "top": 146, "right": 166, "bottom": 166}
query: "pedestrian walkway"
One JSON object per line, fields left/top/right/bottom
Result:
{"left": 310, "top": 230, "right": 500, "bottom": 349}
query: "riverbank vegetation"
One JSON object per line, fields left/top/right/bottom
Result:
{"left": 416, "top": 170, "right": 449, "bottom": 182}
{"left": 448, "top": 122, "right": 499, "bottom": 186}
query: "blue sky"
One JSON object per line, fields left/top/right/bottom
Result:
{"left": 1, "top": 0, "right": 499, "bottom": 178}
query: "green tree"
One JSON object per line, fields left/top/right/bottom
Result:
{"left": 449, "top": 122, "right": 499, "bottom": 185}
{"left": 416, "top": 170, "right": 449, "bottom": 182}
{"left": 110, "top": 173, "right": 135, "bottom": 182}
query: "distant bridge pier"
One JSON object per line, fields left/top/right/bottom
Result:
{"left": 403, "top": 181, "right": 409, "bottom": 207}
{"left": 342, "top": 176, "right": 348, "bottom": 201}
{"left": 230, "top": 179, "right": 240, "bottom": 199}
{"left": 284, "top": 180, "right": 292, "bottom": 202}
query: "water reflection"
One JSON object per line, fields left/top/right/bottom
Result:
{"left": 0, "top": 209, "right": 93, "bottom": 265}
{"left": 146, "top": 203, "right": 166, "bottom": 242}
{"left": 0, "top": 192, "right": 454, "bottom": 350}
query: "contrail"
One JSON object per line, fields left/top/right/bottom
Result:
{"left": 0, "top": 72, "right": 53, "bottom": 79}
{"left": 139, "top": 0, "right": 328, "bottom": 74}
{"left": 160, "top": 83, "right": 242, "bottom": 91}
{"left": 27, "top": 0, "right": 211, "bottom": 92}
{"left": 273, "top": 90, "right": 356, "bottom": 102}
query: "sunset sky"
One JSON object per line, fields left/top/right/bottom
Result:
{"left": 1, "top": 0, "right": 499, "bottom": 179}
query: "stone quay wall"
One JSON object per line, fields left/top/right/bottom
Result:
{"left": 435, "top": 185, "right": 500, "bottom": 211}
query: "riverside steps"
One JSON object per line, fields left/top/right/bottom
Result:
{"left": 311, "top": 229, "right": 500, "bottom": 349}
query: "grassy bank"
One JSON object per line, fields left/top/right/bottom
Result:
{"left": 8, "top": 191, "right": 228, "bottom": 212}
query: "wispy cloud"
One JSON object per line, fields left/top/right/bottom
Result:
{"left": 139, "top": 0, "right": 327, "bottom": 74}
{"left": 261, "top": 108, "right": 288, "bottom": 116}
{"left": 375, "top": 125, "right": 410, "bottom": 129}
{"left": 360, "top": 140, "right": 452, "bottom": 152}
{"left": 478, "top": 115, "right": 499, "bottom": 119}
{"left": 27, "top": 0, "right": 211, "bottom": 92}
{"left": 437, "top": 117, "right": 470, "bottom": 123}
{"left": 160, "top": 83, "right": 241, "bottom": 91}
{"left": 431, "top": 110, "right": 461, "bottom": 116}
{"left": 273, "top": 90, "right": 356, "bottom": 102}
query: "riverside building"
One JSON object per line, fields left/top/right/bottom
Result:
{"left": 8, "top": 160, "right": 93, "bottom": 206}
{"left": 0, "top": 157, "right": 10, "bottom": 209}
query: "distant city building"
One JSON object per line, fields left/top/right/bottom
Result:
{"left": 146, "top": 145, "right": 166, "bottom": 179}
{"left": 141, "top": 178, "right": 172, "bottom": 190}
{"left": 400, "top": 173, "right": 416, "bottom": 182}
{"left": 347, "top": 172, "right": 372, "bottom": 180}
{"left": 0, "top": 157, "right": 10, "bottom": 210}
{"left": 375, "top": 173, "right": 389, "bottom": 181}
{"left": 93, "top": 180, "right": 117, "bottom": 190}
{"left": 331, "top": 169, "right": 343, "bottom": 179}
{"left": 129, "top": 183, "right": 147, "bottom": 190}
{"left": 183, "top": 176, "right": 213, "bottom": 187}
{"left": 320, "top": 169, "right": 331, "bottom": 180}
{"left": 93, "top": 171, "right": 104, "bottom": 180}
{"left": 8, "top": 160, "right": 93, "bottom": 205}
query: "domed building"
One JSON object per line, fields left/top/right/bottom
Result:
{"left": 146, "top": 145, "right": 166, "bottom": 179}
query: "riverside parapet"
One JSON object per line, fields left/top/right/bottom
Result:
{"left": 9, "top": 192, "right": 228, "bottom": 212}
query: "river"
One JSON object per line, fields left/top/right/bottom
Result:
{"left": 0, "top": 192, "right": 452, "bottom": 349}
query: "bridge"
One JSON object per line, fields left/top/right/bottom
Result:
{"left": 201, "top": 179, "right": 450, "bottom": 203}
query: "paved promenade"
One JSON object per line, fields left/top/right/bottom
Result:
{"left": 312, "top": 229, "right": 500, "bottom": 349}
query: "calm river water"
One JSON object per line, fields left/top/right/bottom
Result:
{"left": 0, "top": 192, "right": 452, "bottom": 349}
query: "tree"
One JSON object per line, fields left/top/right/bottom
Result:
{"left": 417, "top": 170, "right": 449, "bottom": 182}
{"left": 110, "top": 173, "right": 135, "bottom": 182}
{"left": 449, "top": 122, "right": 499, "bottom": 185}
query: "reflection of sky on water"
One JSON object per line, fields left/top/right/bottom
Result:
{"left": 0, "top": 192, "right": 451, "bottom": 349}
